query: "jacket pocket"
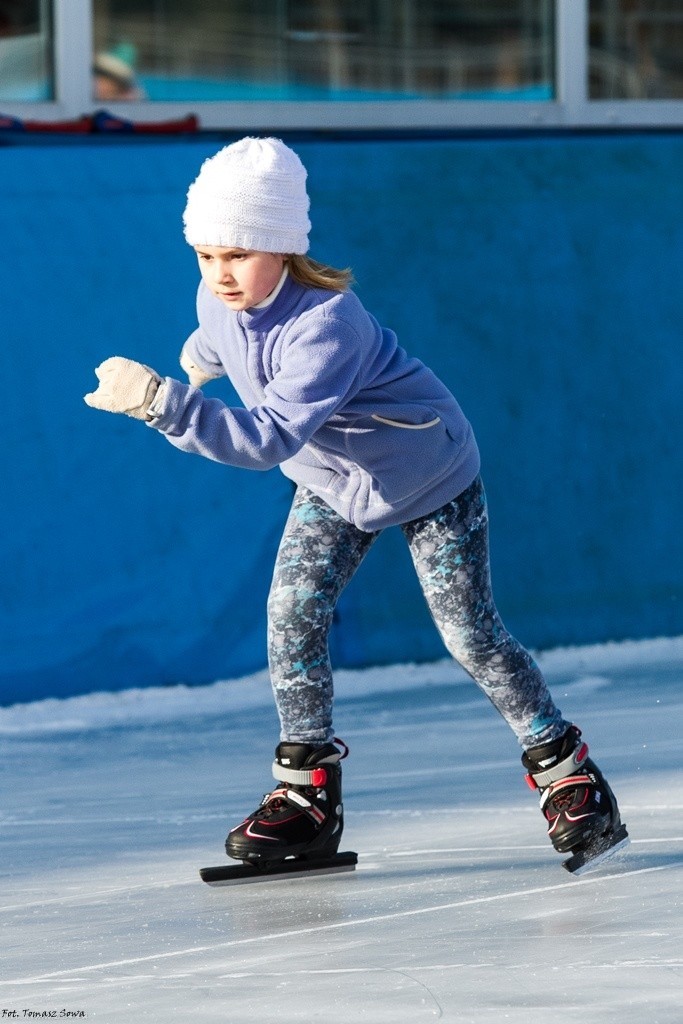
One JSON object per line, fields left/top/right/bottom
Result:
{"left": 343, "top": 414, "right": 460, "bottom": 507}
{"left": 371, "top": 413, "right": 441, "bottom": 430}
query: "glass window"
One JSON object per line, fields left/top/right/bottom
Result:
{"left": 589, "top": 0, "right": 683, "bottom": 99}
{"left": 92, "top": 0, "right": 555, "bottom": 103}
{"left": 0, "top": 0, "right": 53, "bottom": 101}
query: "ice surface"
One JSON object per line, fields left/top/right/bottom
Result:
{"left": 1, "top": 638, "right": 682, "bottom": 1022}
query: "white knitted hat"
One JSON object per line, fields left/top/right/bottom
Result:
{"left": 182, "top": 137, "right": 311, "bottom": 253}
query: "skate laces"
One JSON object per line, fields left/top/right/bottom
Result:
{"left": 542, "top": 774, "right": 595, "bottom": 816}
{"left": 258, "top": 788, "right": 290, "bottom": 816}
{"left": 551, "top": 787, "right": 582, "bottom": 812}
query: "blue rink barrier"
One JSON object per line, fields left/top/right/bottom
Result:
{"left": 0, "top": 131, "right": 681, "bottom": 703}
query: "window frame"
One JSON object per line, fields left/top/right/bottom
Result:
{"left": 2, "top": 0, "right": 682, "bottom": 129}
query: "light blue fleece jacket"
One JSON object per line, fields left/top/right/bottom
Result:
{"left": 149, "top": 274, "right": 480, "bottom": 531}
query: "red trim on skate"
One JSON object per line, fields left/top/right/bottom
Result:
{"left": 311, "top": 767, "right": 328, "bottom": 788}
{"left": 576, "top": 742, "right": 589, "bottom": 763}
{"left": 524, "top": 773, "right": 538, "bottom": 790}
{"left": 549, "top": 774, "right": 593, "bottom": 791}
{"left": 243, "top": 812, "right": 306, "bottom": 840}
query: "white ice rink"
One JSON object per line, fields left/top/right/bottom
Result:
{"left": 1, "top": 638, "right": 682, "bottom": 1023}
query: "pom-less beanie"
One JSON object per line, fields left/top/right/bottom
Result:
{"left": 182, "top": 136, "right": 311, "bottom": 253}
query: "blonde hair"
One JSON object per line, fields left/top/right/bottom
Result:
{"left": 287, "top": 254, "right": 353, "bottom": 293}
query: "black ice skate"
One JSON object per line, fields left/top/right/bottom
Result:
{"left": 200, "top": 740, "right": 357, "bottom": 886}
{"left": 522, "top": 725, "right": 629, "bottom": 875}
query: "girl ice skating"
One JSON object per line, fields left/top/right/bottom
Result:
{"left": 85, "top": 137, "right": 628, "bottom": 879}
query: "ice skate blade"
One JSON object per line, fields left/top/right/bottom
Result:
{"left": 200, "top": 851, "right": 358, "bottom": 886}
{"left": 562, "top": 831, "right": 630, "bottom": 876}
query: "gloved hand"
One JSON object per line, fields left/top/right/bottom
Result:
{"left": 84, "top": 356, "right": 161, "bottom": 421}
{"left": 180, "top": 345, "right": 222, "bottom": 388}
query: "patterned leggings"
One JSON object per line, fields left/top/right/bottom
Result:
{"left": 267, "top": 476, "right": 568, "bottom": 750}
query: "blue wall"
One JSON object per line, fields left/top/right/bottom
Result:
{"left": 1, "top": 131, "right": 681, "bottom": 704}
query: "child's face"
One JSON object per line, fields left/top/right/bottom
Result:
{"left": 194, "top": 246, "right": 285, "bottom": 310}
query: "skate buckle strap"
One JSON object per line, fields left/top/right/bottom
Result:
{"left": 272, "top": 763, "right": 329, "bottom": 787}
{"left": 526, "top": 741, "right": 589, "bottom": 790}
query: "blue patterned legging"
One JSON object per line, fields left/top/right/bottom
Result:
{"left": 267, "top": 476, "right": 568, "bottom": 750}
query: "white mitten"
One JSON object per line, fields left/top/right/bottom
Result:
{"left": 180, "top": 345, "right": 221, "bottom": 388}
{"left": 84, "top": 356, "right": 161, "bottom": 421}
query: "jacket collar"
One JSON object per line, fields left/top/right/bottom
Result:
{"left": 238, "top": 273, "right": 303, "bottom": 332}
